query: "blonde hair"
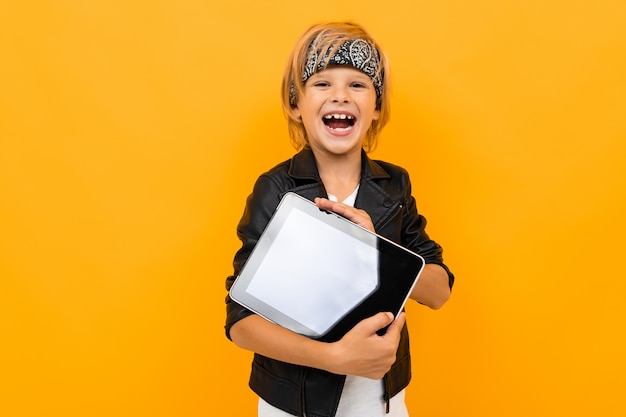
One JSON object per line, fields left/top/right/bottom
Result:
{"left": 281, "top": 22, "right": 391, "bottom": 152}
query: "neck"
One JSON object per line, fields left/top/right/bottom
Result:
{"left": 313, "top": 149, "right": 362, "bottom": 202}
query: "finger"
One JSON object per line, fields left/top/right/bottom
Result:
{"left": 315, "top": 199, "right": 353, "bottom": 222}
{"left": 321, "top": 199, "right": 364, "bottom": 222}
{"left": 373, "top": 311, "right": 406, "bottom": 337}
{"left": 314, "top": 197, "right": 327, "bottom": 209}
{"left": 315, "top": 197, "right": 345, "bottom": 215}
{"left": 315, "top": 197, "right": 375, "bottom": 232}
{"left": 385, "top": 312, "right": 406, "bottom": 337}
{"left": 356, "top": 312, "right": 395, "bottom": 336}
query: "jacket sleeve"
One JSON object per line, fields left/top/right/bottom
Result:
{"left": 224, "top": 174, "right": 283, "bottom": 340}
{"left": 401, "top": 176, "right": 455, "bottom": 290}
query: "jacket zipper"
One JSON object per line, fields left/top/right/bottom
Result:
{"left": 301, "top": 368, "right": 308, "bottom": 417}
{"left": 383, "top": 375, "right": 390, "bottom": 413}
{"left": 378, "top": 204, "right": 401, "bottom": 415}
{"left": 376, "top": 202, "right": 403, "bottom": 232}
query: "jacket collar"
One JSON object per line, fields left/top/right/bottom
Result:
{"left": 287, "top": 147, "right": 397, "bottom": 229}
{"left": 288, "top": 147, "right": 390, "bottom": 182}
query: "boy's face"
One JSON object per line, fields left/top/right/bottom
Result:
{"left": 293, "top": 66, "right": 379, "bottom": 158}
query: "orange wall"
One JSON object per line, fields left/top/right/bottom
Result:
{"left": 1, "top": 1, "right": 625, "bottom": 416}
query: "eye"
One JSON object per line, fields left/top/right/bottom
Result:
{"left": 313, "top": 81, "right": 330, "bottom": 87}
{"left": 351, "top": 80, "right": 372, "bottom": 89}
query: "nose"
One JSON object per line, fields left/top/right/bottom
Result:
{"left": 331, "top": 85, "right": 350, "bottom": 103}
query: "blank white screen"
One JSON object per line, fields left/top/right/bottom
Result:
{"left": 246, "top": 207, "right": 378, "bottom": 334}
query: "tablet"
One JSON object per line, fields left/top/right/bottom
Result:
{"left": 229, "top": 192, "right": 425, "bottom": 342}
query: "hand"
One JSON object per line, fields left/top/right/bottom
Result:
{"left": 314, "top": 197, "right": 375, "bottom": 233}
{"left": 326, "top": 312, "right": 406, "bottom": 379}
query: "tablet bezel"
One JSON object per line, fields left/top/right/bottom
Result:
{"left": 229, "top": 192, "right": 425, "bottom": 342}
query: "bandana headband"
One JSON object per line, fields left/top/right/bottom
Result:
{"left": 290, "top": 38, "right": 383, "bottom": 107}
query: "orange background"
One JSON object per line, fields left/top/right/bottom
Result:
{"left": 1, "top": 1, "right": 625, "bottom": 416}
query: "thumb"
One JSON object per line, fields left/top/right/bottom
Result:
{"left": 385, "top": 312, "right": 406, "bottom": 336}
{"left": 357, "top": 312, "right": 395, "bottom": 335}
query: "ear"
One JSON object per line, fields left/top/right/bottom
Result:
{"left": 292, "top": 106, "right": 301, "bottom": 119}
{"left": 372, "top": 108, "right": 380, "bottom": 121}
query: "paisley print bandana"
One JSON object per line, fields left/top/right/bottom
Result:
{"left": 290, "top": 38, "right": 383, "bottom": 107}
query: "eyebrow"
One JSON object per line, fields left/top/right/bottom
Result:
{"left": 308, "top": 72, "right": 372, "bottom": 82}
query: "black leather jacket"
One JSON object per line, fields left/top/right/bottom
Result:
{"left": 225, "top": 148, "right": 454, "bottom": 417}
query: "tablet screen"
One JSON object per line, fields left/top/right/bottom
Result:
{"left": 245, "top": 206, "right": 379, "bottom": 334}
{"left": 229, "top": 192, "right": 424, "bottom": 341}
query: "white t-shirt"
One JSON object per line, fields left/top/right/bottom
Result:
{"left": 258, "top": 378, "right": 408, "bottom": 417}
{"left": 257, "top": 186, "right": 408, "bottom": 417}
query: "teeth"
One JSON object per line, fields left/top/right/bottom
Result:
{"left": 324, "top": 114, "right": 354, "bottom": 120}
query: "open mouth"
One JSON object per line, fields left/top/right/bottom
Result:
{"left": 323, "top": 113, "right": 356, "bottom": 131}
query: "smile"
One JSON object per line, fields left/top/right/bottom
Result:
{"left": 322, "top": 113, "right": 356, "bottom": 131}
